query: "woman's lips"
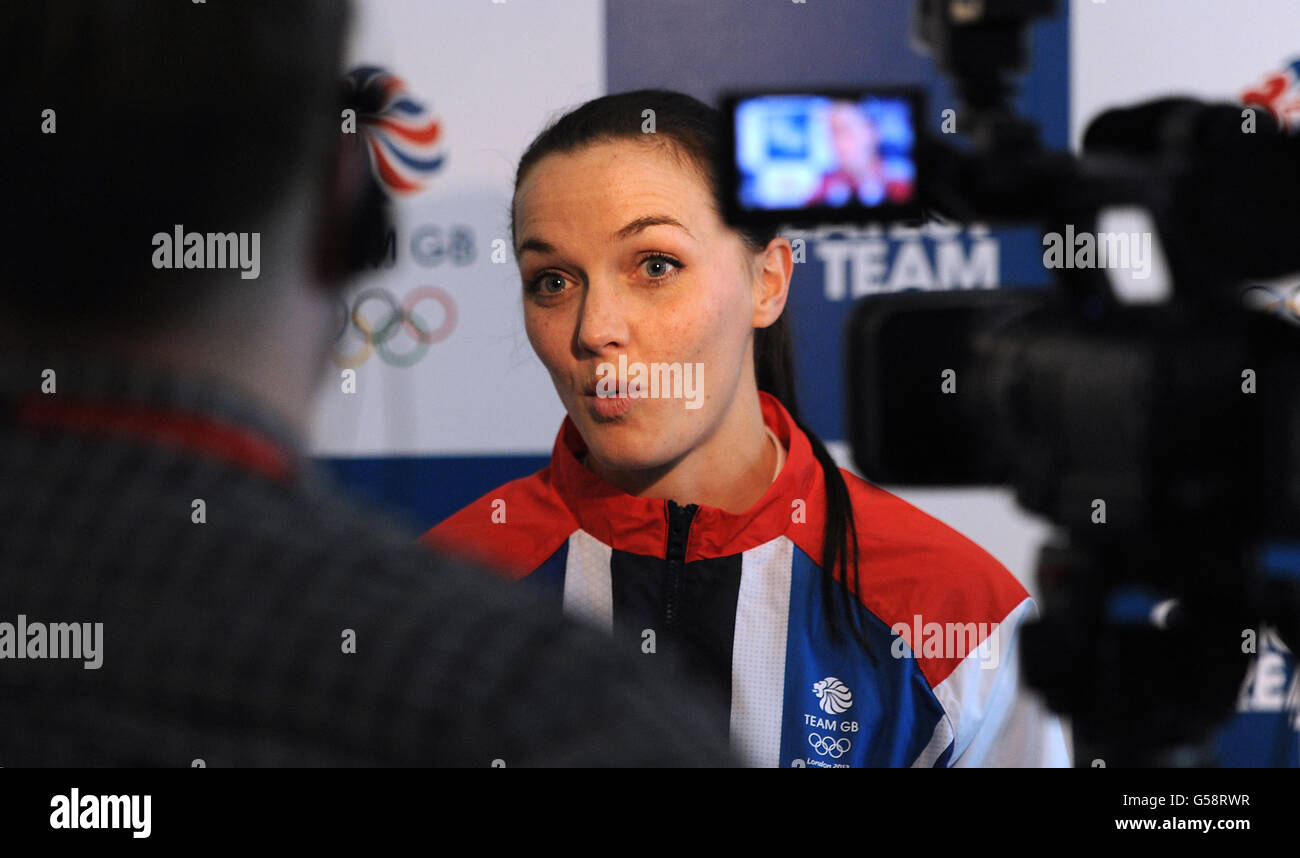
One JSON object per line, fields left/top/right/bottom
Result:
{"left": 585, "top": 391, "right": 634, "bottom": 420}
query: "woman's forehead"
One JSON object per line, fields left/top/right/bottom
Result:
{"left": 514, "top": 140, "right": 715, "bottom": 239}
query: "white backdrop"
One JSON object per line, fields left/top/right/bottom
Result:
{"left": 311, "top": 0, "right": 602, "bottom": 457}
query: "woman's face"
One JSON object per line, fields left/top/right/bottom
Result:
{"left": 513, "top": 139, "right": 764, "bottom": 472}
{"left": 829, "top": 103, "right": 879, "bottom": 173}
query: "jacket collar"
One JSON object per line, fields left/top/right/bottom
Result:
{"left": 549, "top": 391, "right": 824, "bottom": 562}
{"left": 0, "top": 348, "right": 308, "bottom": 485}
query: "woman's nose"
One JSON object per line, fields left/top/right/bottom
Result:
{"left": 575, "top": 280, "right": 629, "bottom": 354}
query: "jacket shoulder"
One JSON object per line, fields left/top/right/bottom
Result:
{"left": 843, "top": 471, "right": 1028, "bottom": 608}
{"left": 418, "top": 466, "right": 578, "bottom": 578}
{"left": 840, "top": 472, "right": 1031, "bottom": 676}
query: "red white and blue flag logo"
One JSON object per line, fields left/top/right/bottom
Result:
{"left": 346, "top": 65, "right": 446, "bottom": 195}
{"left": 1243, "top": 57, "right": 1300, "bottom": 132}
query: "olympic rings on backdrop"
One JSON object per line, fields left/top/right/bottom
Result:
{"left": 807, "top": 734, "right": 851, "bottom": 759}
{"left": 331, "top": 286, "right": 458, "bottom": 369}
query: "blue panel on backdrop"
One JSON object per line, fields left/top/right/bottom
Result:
{"left": 318, "top": 455, "right": 549, "bottom": 534}
{"left": 606, "top": 0, "right": 932, "bottom": 94}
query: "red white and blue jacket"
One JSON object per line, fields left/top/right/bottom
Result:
{"left": 422, "top": 393, "right": 1071, "bottom": 767}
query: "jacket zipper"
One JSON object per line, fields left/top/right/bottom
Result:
{"left": 663, "top": 500, "right": 699, "bottom": 631}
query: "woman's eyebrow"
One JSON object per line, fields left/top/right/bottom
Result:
{"left": 516, "top": 237, "right": 555, "bottom": 257}
{"left": 517, "top": 215, "right": 693, "bottom": 257}
{"left": 612, "top": 214, "right": 693, "bottom": 242}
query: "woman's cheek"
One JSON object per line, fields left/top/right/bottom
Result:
{"left": 662, "top": 284, "right": 720, "bottom": 351}
{"left": 524, "top": 308, "right": 563, "bottom": 369}
{"left": 685, "top": 300, "right": 736, "bottom": 365}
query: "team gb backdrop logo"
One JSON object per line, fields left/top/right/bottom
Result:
{"left": 1242, "top": 56, "right": 1300, "bottom": 132}
{"left": 345, "top": 65, "right": 447, "bottom": 195}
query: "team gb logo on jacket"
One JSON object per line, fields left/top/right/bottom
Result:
{"left": 813, "top": 677, "right": 853, "bottom": 714}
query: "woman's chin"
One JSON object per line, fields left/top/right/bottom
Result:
{"left": 584, "top": 440, "right": 659, "bottom": 471}
{"left": 568, "top": 398, "right": 700, "bottom": 473}
{"left": 577, "top": 425, "right": 678, "bottom": 474}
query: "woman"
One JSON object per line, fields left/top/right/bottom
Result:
{"left": 806, "top": 100, "right": 914, "bottom": 207}
{"left": 422, "top": 90, "right": 1069, "bottom": 768}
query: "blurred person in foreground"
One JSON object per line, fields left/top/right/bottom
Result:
{"left": 0, "top": 0, "right": 730, "bottom": 767}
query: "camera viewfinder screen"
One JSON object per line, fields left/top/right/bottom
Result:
{"left": 735, "top": 94, "right": 917, "bottom": 212}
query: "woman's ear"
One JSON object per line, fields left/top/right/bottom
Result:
{"left": 751, "top": 237, "right": 794, "bottom": 329}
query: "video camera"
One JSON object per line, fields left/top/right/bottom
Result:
{"left": 720, "top": 0, "right": 1300, "bottom": 766}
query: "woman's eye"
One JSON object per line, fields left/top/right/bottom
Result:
{"left": 529, "top": 273, "right": 567, "bottom": 295}
{"left": 640, "top": 254, "right": 681, "bottom": 279}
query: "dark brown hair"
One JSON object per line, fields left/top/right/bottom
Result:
{"left": 511, "top": 89, "right": 871, "bottom": 655}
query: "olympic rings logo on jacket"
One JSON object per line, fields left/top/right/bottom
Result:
{"left": 807, "top": 734, "right": 851, "bottom": 759}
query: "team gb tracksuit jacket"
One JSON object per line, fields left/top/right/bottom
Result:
{"left": 423, "top": 393, "right": 1071, "bottom": 767}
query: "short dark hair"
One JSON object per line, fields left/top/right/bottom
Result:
{"left": 1, "top": 0, "right": 351, "bottom": 327}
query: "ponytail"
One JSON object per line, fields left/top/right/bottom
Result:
{"left": 755, "top": 309, "right": 873, "bottom": 662}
